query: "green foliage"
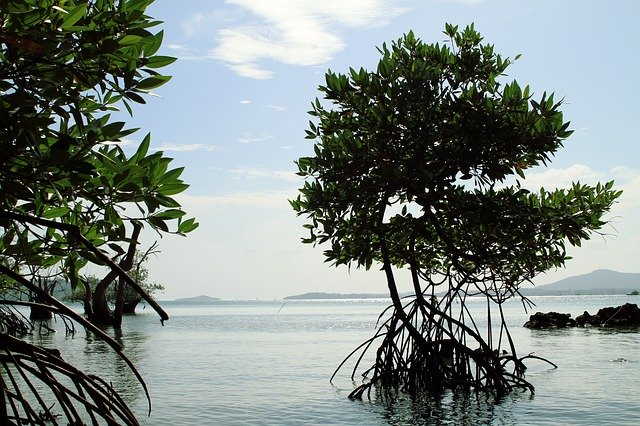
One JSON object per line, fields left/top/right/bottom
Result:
{"left": 0, "top": 0, "right": 198, "bottom": 292}
{"left": 293, "top": 24, "right": 622, "bottom": 397}
{"left": 0, "top": 0, "right": 197, "bottom": 422}
{"left": 293, "top": 25, "right": 620, "bottom": 289}
{"left": 67, "top": 250, "right": 164, "bottom": 306}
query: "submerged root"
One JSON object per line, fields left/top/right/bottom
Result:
{"left": 0, "top": 333, "right": 140, "bottom": 425}
{"left": 335, "top": 295, "right": 552, "bottom": 400}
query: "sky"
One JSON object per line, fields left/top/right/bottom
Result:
{"left": 121, "top": 0, "right": 639, "bottom": 300}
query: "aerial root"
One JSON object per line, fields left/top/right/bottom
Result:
{"left": 334, "top": 295, "right": 537, "bottom": 400}
{"left": 0, "top": 333, "right": 140, "bottom": 425}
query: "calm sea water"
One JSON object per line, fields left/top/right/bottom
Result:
{"left": 27, "top": 295, "right": 640, "bottom": 425}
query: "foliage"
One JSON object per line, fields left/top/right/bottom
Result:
{"left": 66, "top": 250, "right": 165, "bottom": 310}
{"left": 0, "top": 0, "right": 197, "bottom": 423}
{"left": 293, "top": 24, "right": 621, "bottom": 398}
{"left": 120, "top": 249, "right": 165, "bottom": 309}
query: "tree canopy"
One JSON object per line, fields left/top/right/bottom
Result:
{"left": 292, "top": 24, "right": 621, "bottom": 398}
{"left": 0, "top": 0, "right": 197, "bottom": 423}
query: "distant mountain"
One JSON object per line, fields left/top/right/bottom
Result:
{"left": 286, "top": 270, "right": 640, "bottom": 300}
{"left": 284, "top": 292, "right": 388, "bottom": 300}
{"left": 173, "top": 295, "right": 220, "bottom": 303}
{"left": 524, "top": 269, "right": 640, "bottom": 295}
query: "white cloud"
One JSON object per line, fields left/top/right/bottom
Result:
{"left": 611, "top": 166, "right": 640, "bottom": 182}
{"left": 155, "top": 143, "right": 228, "bottom": 152}
{"left": 520, "top": 164, "right": 605, "bottom": 189}
{"left": 611, "top": 167, "right": 640, "bottom": 210}
{"left": 181, "top": 9, "right": 243, "bottom": 37}
{"left": 229, "top": 167, "right": 298, "bottom": 182}
{"left": 165, "top": 43, "right": 206, "bottom": 61}
{"left": 177, "top": 190, "right": 295, "bottom": 209}
{"left": 520, "top": 165, "right": 639, "bottom": 197}
{"left": 436, "top": 0, "right": 485, "bottom": 4}
{"left": 237, "top": 133, "right": 274, "bottom": 144}
{"left": 572, "top": 126, "right": 594, "bottom": 138}
{"left": 230, "top": 61, "right": 274, "bottom": 79}
{"left": 266, "top": 104, "right": 286, "bottom": 111}
{"left": 209, "top": 0, "right": 406, "bottom": 79}
{"left": 239, "top": 99, "right": 252, "bottom": 104}
{"left": 182, "top": 13, "right": 206, "bottom": 36}
{"left": 166, "top": 43, "right": 187, "bottom": 51}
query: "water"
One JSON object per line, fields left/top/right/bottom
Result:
{"left": 25, "top": 295, "right": 640, "bottom": 425}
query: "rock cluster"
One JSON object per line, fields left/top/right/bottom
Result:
{"left": 575, "top": 303, "right": 640, "bottom": 327}
{"left": 523, "top": 311, "right": 576, "bottom": 329}
{"left": 523, "top": 303, "right": 640, "bottom": 329}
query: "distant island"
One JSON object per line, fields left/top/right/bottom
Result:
{"left": 286, "top": 270, "right": 640, "bottom": 299}
{"left": 173, "top": 295, "right": 221, "bottom": 303}
{"left": 521, "top": 269, "right": 640, "bottom": 296}
{"left": 285, "top": 291, "right": 408, "bottom": 300}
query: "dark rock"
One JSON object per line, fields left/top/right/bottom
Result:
{"left": 524, "top": 311, "right": 576, "bottom": 329}
{"left": 575, "top": 311, "right": 595, "bottom": 327}
{"left": 576, "top": 303, "right": 640, "bottom": 327}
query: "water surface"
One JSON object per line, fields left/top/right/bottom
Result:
{"left": 30, "top": 295, "right": 640, "bottom": 425}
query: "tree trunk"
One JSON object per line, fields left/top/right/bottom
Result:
{"left": 90, "top": 269, "right": 116, "bottom": 326}
{"left": 90, "top": 223, "right": 141, "bottom": 326}
{"left": 113, "top": 277, "right": 125, "bottom": 328}
{"left": 83, "top": 279, "right": 93, "bottom": 319}
{"left": 29, "top": 277, "right": 54, "bottom": 320}
{"left": 29, "top": 304, "right": 53, "bottom": 321}
{"left": 122, "top": 298, "right": 141, "bottom": 314}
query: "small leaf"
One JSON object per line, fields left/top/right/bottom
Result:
{"left": 153, "top": 209, "right": 186, "bottom": 220}
{"left": 136, "top": 75, "right": 172, "bottom": 90}
{"left": 148, "top": 216, "right": 169, "bottom": 232}
{"left": 157, "top": 182, "right": 189, "bottom": 196}
{"left": 145, "top": 55, "right": 177, "bottom": 69}
{"left": 42, "top": 206, "right": 70, "bottom": 219}
{"left": 61, "top": 4, "right": 86, "bottom": 29}
{"left": 178, "top": 218, "right": 199, "bottom": 234}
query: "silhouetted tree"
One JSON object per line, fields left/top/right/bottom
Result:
{"left": 292, "top": 24, "right": 621, "bottom": 398}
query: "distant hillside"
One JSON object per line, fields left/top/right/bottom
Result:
{"left": 286, "top": 270, "right": 640, "bottom": 299}
{"left": 524, "top": 269, "right": 640, "bottom": 295}
{"left": 173, "top": 295, "right": 221, "bottom": 303}
{"left": 285, "top": 292, "right": 388, "bottom": 300}
{"left": 285, "top": 291, "right": 419, "bottom": 300}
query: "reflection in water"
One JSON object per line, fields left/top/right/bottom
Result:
{"left": 373, "top": 390, "right": 524, "bottom": 425}
{"left": 25, "top": 317, "right": 151, "bottom": 413}
{"left": 81, "top": 325, "right": 150, "bottom": 409}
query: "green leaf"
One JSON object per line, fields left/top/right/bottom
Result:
{"left": 178, "top": 218, "right": 199, "bottom": 234}
{"left": 60, "top": 4, "right": 87, "bottom": 29}
{"left": 143, "top": 30, "right": 164, "bottom": 56}
{"left": 126, "top": 91, "right": 147, "bottom": 104}
{"left": 148, "top": 215, "right": 169, "bottom": 232}
{"left": 157, "top": 182, "right": 189, "bottom": 196}
{"left": 145, "top": 55, "right": 177, "bottom": 69}
{"left": 119, "top": 34, "right": 143, "bottom": 46}
{"left": 42, "top": 206, "right": 70, "bottom": 219}
{"left": 132, "top": 134, "right": 151, "bottom": 162}
{"left": 158, "top": 167, "right": 184, "bottom": 185}
{"left": 153, "top": 209, "right": 186, "bottom": 220}
{"left": 124, "top": 0, "right": 153, "bottom": 13}
{"left": 136, "top": 75, "right": 172, "bottom": 90}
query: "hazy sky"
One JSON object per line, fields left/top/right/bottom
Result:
{"left": 124, "top": 0, "right": 639, "bottom": 300}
